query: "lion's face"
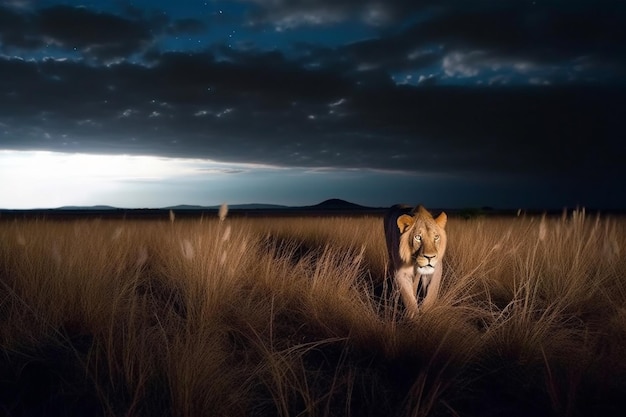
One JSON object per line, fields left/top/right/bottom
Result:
{"left": 397, "top": 206, "right": 447, "bottom": 275}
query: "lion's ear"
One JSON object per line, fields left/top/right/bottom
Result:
{"left": 435, "top": 212, "right": 447, "bottom": 229}
{"left": 397, "top": 214, "right": 415, "bottom": 233}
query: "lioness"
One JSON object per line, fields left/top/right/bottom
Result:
{"left": 384, "top": 205, "right": 447, "bottom": 316}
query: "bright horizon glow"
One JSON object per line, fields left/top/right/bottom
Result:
{"left": 0, "top": 150, "right": 578, "bottom": 211}
{"left": 2, "top": 149, "right": 427, "bottom": 210}
{"left": 0, "top": 150, "right": 288, "bottom": 209}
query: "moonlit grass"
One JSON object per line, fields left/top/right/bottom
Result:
{"left": 222, "top": 225, "right": 231, "bottom": 242}
{"left": 181, "top": 239, "right": 195, "bottom": 260}
{"left": 136, "top": 246, "right": 148, "bottom": 268}
{"left": 538, "top": 214, "right": 547, "bottom": 242}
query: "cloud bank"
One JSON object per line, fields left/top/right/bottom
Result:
{"left": 0, "top": 0, "right": 623, "bottom": 186}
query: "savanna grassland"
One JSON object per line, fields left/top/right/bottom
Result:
{"left": 1, "top": 209, "right": 625, "bottom": 417}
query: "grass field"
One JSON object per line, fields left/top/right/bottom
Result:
{"left": 1, "top": 209, "right": 625, "bottom": 416}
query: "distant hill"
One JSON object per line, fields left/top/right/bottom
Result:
{"left": 303, "top": 199, "right": 370, "bottom": 210}
{"left": 56, "top": 205, "right": 118, "bottom": 210}
{"left": 164, "top": 205, "right": 206, "bottom": 210}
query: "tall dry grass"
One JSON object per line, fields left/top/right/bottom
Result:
{"left": 1, "top": 209, "right": 625, "bottom": 416}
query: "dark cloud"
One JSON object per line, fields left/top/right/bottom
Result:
{"left": 239, "top": 0, "right": 626, "bottom": 30}
{"left": 238, "top": 0, "right": 435, "bottom": 28}
{"left": 0, "top": 5, "right": 206, "bottom": 62}
{"left": 167, "top": 18, "right": 207, "bottom": 35}
{"left": 37, "top": 6, "right": 153, "bottom": 61}
{"left": 1, "top": 49, "right": 623, "bottom": 183}
{"left": 411, "top": 4, "right": 626, "bottom": 67}
{"left": 0, "top": 5, "right": 40, "bottom": 50}
{"left": 243, "top": 0, "right": 626, "bottom": 83}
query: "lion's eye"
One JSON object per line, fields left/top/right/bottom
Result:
{"left": 414, "top": 234, "right": 422, "bottom": 242}
{"left": 434, "top": 234, "right": 440, "bottom": 241}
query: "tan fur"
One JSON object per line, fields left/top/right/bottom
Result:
{"left": 384, "top": 205, "right": 447, "bottom": 316}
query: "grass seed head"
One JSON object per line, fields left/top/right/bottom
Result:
{"left": 219, "top": 203, "right": 228, "bottom": 221}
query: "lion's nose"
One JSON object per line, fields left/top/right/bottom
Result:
{"left": 423, "top": 254, "right": 436, "bottom": 263}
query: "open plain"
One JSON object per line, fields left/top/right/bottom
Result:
{"left": 1, "top": 208, "right": 625, "bottom": 416}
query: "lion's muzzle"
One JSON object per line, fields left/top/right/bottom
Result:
{"left": 415, "top": 254, "right": 437, "bottom": 275}
{"left": 416, "top": 265, "right": 435, "bottom": 275}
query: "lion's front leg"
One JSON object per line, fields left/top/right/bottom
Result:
{"left": 421, "top": 264, "right": 442, "bottom": 311}
{"left": 394, "top": 266, "right": 419, "bottom": 317}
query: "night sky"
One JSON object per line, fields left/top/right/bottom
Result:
{"left": 0, "top": 0, "right": 624, "bottom": 210}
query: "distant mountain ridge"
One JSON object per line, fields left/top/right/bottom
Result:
{"left": 48, "top": 199, "right": 370, "bottom": 211}
{"left": 303, "top": 199, "right": 368, "bottom": 210}
{"left": 7, "top": 199, "right": 376, "bottom": 212}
